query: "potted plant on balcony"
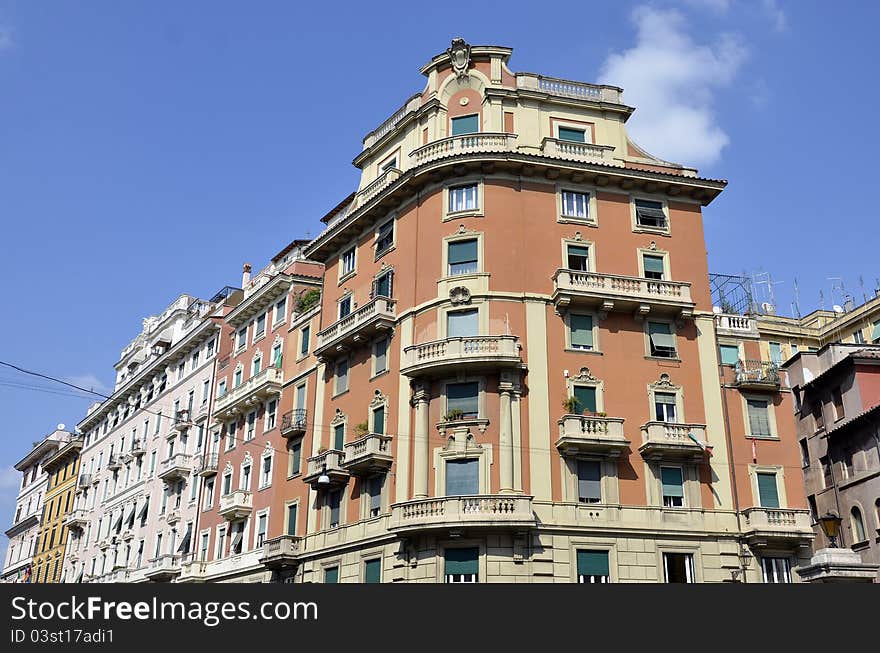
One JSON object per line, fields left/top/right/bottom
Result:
{"left": 443, "top": 409, "right": 465, "bottom": 422}
{"left": 295, "top": 289, "right": 321, "bottom": 314}
{"left": 355, "top": 421, "right": 369, "bottom": 437}
{"left": 562, "top": 396, "right": 581, "bottom": 415}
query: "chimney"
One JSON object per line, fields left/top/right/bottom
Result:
{"left": 242, "top": 263, "right": 252, "bottom": 288}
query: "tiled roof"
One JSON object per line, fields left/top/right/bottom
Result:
{"left": 824, "top": 402, "right": 880, "bottom": 438}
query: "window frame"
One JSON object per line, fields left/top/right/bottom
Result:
{"left": 742, "top": 393, "right": 778, "bottom": 439}
{"left": 339, "top": 246, "right": 357, "bottom": 281}
{"left": 450, "top": 113, "right": 480, "bottom": 136}
{"left": 645, "top": 320, "right": 678, "bottom": 360}
{"left": 375, "top": 218, "right": 395, "bottom": 257}
{"left": 334, "top": 357, "right": 350, "bottom": 397}
{"left": 557, "top": 185, "right": 598, "bottom": 225}
{"left": 443, "top": 179, "right": 483, "bottom": 220}
{"left": 631, "top": 197, "right": 671, "bottom": 234}
{"left": 565, "top": 310, "right": 599, "bottom": 353}
{"left": 639, "top": 249, "right": 669, "bottom": 281}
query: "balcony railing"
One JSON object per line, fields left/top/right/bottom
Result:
{"left": 541, "top": 138, "right": 615, "bottom": 164}
{"left": 302, "top": 450, "right": 349, "bottom": 489}
{"left": 259, "top": 535, "right": 303, "bottom": 570}
{"left": 638, "top": 422, "right": 709, "bottom": 461}
{"left": 214, "top": 367, "right": 283, "bottom": 415}
{"left": 315, "top": 297, "right": 396, "bottom": 358}
{"left": 157, "top": 453, "right": 192, "bottom": 482}
{"left": 63, "top": 508, "right": 89, "bottom": 531}
{"left": 77, "top": 474, "right": 92, "bottom": 489}
{"left": 280, "top": 409, "right": 308, "bottom": 438}
{"left": 195, "top": 452, "right": 219, "bottom": 477}
{"left": 714, "top": 313, "right": 758, "bottom": 337}
{"left": 218, "top": 490, "right": 253, "bottom": 521}
{"left": 342, "top": 433, "right": 393, "bottom": 476}
{"left": 409, "top": 133, "right": 518, "bottom": 167}
{"left": 389, "top": 495, "right": 535, "bottom": 533}
{"left": 170, "top": 410, "right": 194, "bottom": 433}
{"left": 733, "top": 360, "right": 781, "bottom": 390}
{"left": 400, "top": 335, "right": 523, "bottom": 377}
{"left": 356, "top": 168, "right": 402, "bottom": 208}
{"left": 555, "top": 415, "right": 630, "bottom": 457}
{"left": 129, "top": 439, "right": 146, "bottom": 457}
{"left": 106, "top": 455, "right": 121, "bottom": 471}
{"left": 553, "top": 269, "right": 694, "bottom": 317}
{"left": 144, "top": 554, "right": 182, "bottom": 582}
{"left": 516, "top": 73, "right": 623, "bottom": 104}
{"left": 741, "top": 507, "right": 814, "bottom": 546}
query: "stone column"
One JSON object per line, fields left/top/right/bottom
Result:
{"left": 499, "top": 375, "right": 515, "bottom": 495}
{"left": 412, "top": 383, "right": 430, "bottom": 499}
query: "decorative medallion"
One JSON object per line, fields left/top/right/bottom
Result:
{"left": 449, "top": 286, "right": 472, "bottom": 305}
{"left": 447, "top": 38, "right": 471, "bottom": 82}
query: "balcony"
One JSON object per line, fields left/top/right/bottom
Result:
{"left": 315, "top": 297, "right": 396, "bottom": 359}
{"left": 516, "top": 73, "right": 624, "bottom": 104}
{"left": 106, "top": 455, "right": 122, "bottom": 471}
{"left": 400, "top": 335, "right": 524, "bottom": 377}
{"left": 259, "top": 535, "right": 303, "bottom": 570}
{"left": 302, "top": 450, "right": 349, "bottom": 489}
{"left": 77, "top": 474, "right": 92, "bottom": 490}
{"left": 178, "top": 556, "right": 208, "bottom": 583}
{"left": 218, "top": 490, "right": 253, "bottom": 521}
{"left": 389, "top": 495, "right": 535, "bottom": 534}
{"left": 555, "top": 415, "right": 630, "bottom": 457}
{"left": 541, "top": 138, "right": 616, "bottom": 165}
{"left": 280, "top": 408, "right": 308, "bottom": 438}
{"left": 129, "top": 439, "right": 146, "bottom": 457}
{"left": 195, "top": 452, "right": 219, "bottom": 477}
{"left": 409, "top": 132, "right": 518, "bottom": 168}
{"left": 157, "top": 453, "right": 192, "bottom": 482}
{"left": 732, "top": 360, "right": 781, "bottom": 391}
{"left": 741, "top": 507, "right": 814, "bottom": 548}
{"left": 164, "top": 508, "right": 181, "bottom": 525}
{"left": 342, "top": 433, "right": 393, "bottom": 476}
{"left": 214, "top": 367, "right": 283, "bottom": 417}
{"left": 552, "top": 269, "right": 695, "bottom": 320}
{"left": 170, "top": 410, "right": 194, "bottom": 434}
{"left": 144, "top": 554, "right": 182, "bottom": 582}
{"left": 715, "top": 313, "right": 759, "bottom": 339}
{"left": 194, "top": 401, "right": 210, "bottom": 423}
{"left": 63, "top": 509, "right": 89, "bottom": 531}
{"left": 638, "top": 422, "right": 710, "bottom": 461}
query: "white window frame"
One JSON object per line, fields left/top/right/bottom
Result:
{"left": 339, "top": 246, "right": 357, "bottom": 280}
{"left": 443, "top": 179, "right": 484, "bottom": 220}
{"left": 631, "top": 196, "right": 671, "bottom": 234}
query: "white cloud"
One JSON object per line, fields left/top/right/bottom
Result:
{"left": 761, "top": 0, "right": 787, "bottom": 32}
{"left": 598, "top": 6, "right": 747, "bottom": 167}
{"left": 64, "top": 374, "right": 112, "bottom": 397}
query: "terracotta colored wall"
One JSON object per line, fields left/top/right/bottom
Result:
{"left": 854, "top": 364, "right": 880, "bottom": 412}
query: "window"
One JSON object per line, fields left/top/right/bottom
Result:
{"left": 236, "top": 328, "right": 247, "bottom": 350}
{"left": 233, "top": 368, "right": 242, "bottom": 388}
{"left": 572, "top": 386, "right": 597, "bottom": 414}
{"left": 569, "top": 314, "right": 594, "bottom": 351}
{"left": 199, "top": 533, "right": 209, "bottom": 562}
{"left": 217, "top": 380, "right": 227, "bottom": 398}
{"left": 448, "top": 239, "right": 478, "bottom": 276}
{"left": 558, "top": 126, "right": 586, "bottom": 142}
{"left": 561, "top": 191, "right": 590, "bottom": 220}
{"left": 241, "top": 464, "right": 251, "bottom": 490}
{"left": 376, "top": 220, "right": 394, "bottom": 254}
{"left": 380, "top": 156, "right": 397, "bottom": 172}
{"left": 266, "top": 400, "right": 277, "bottom": 430}
{"left": 335, "top": 359, "right": 349, "bottom": 395}
{"left": 230, "top": 523, "right": 244, "bottom": 555}
{"left": 851, "top": 506, "right": 866, "bottom": 543}
{"left": 820, "top": 456, "right": 833, "bottom": 489}
{"left": 634, "top": 199, "right": 667, "bottom": 229}
{"left": 807, "top": 495, "right": 818, "bottom": 523}
{"left": 566, "top": 244, "right": 590, "bottom": 271}
{"left": 341, "top": 247, "right": 356, "bottom": 276}
{"left": 747, "top": 398, "right": 772, "bottom": 437}
{"left": 577, "top": 460, "right": 602, "bottom": 504}
{"left": 663, "top": 552, "right": 695, "bottom": 583}
{"left": 245, "top": 411, "right": 256, "bottom": 440}
{"left": 853, "top": 330, "right": 865, "bottom": 344}
{"left": 647, "top": 322, "right": 676, "bottom": 358}
{"left": 374, "top": 338, "right": 388, "bottom": 375}
{"left": 756, "top": 472, "right": 780, "bottom": 508}
{"left": 338, "top": 295, "right": 352, "bottom": 319}
{"left": 661, "top": 467, "right": 684, "bottom": 508}
{"left": 373, "top": 270, "right": 393, "bottom": 300}
{"left": 446, "top": 382, "right": 479, "bottom": 419}
{"left": 812, "top": 403, "right": 825, "bottom": 432}
{"left": 256, "top": 514, "right": 267, "bottom": 548}
{"left": 642, "top": 254, "right": 665, "bottom": 280}
{"left": 287, "top": 439, "right": 302, "bottom": 477}
{"left": 761, "top": 557, "right": 791, "bottom": 583}
{"left": 206, "top": 338, "right": 215, "bottom": 357}
{"left": 368, "top": 475, "right": 383, "bottom": 518}
{"left": 324, "top": 566, "right": 339, "bottom": 584}
{"left": 451, "top": 114, "right": 479, "bottom": 135}
{"left": 799, "top": 439, "right": 810, "bottom": 467}
{"left": 364, "top": 558, "right": 382, "bottom": 584}
{"left": 260, "top": 456, "right": 272, "bottom": 487}
{"left": 719, "top": 344, "right": 739, "bottom": 366}
{"left": 202, "top": 380, "right": 210, "bottom": 405}
{"left": 204, "top": 479, "right": 214, "bottom": 509}
{"left": 448, "top": 184, "right": 478, "bottom": 214}
{"left": 444, "top": 547, "right": 479, "bottom": 583}
{"left": 274, "top": 297, "right": 287, "bottom": 325}
{"left": 447, "top": 309, "right": 479, "bottom": 338}
{"left": 252, "top": 355, "right": 262, "bottom": 377}
{"left": 222, "top": 473, "right": 232, "bottom": 496}
{"left": 577, "top": 550, "right": 610, "bottom": 583}
{"left": 372, "top": 405, "right": 385, "bottom": 435}
{"left": 328, "top": 490, "right": 341, "bottom": 529}
{"left": 333, "top": 424, "right": 345, "bottom": 451}
{"left": 769, "top": 342, "right": 783, "bottom": 365}
{"left": 300, "top": 326, "right": 310, "bottom": 356}
{"left": 445, "top": 459, "right": 479, "bottom": 495}
{"left": 226, "top": 422, "right": 236, "bottom": 450}
{"left": 286, "top": 504, "right": 298, "bottom": 536}
{"left": 271, "top": 343, "right": 282, "bottom": 368}
{"left": 832, "top": 388, "right": 845, "bottom": 421}
{"left": 654, "top": 392, "right": 677, "bottom": 422}
{"left": 872, "top": 320, "right": 880, "bottom": 343}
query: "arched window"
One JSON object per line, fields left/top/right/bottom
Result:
{"left": 850, "top": 506, "right": 866, "bottom": 543}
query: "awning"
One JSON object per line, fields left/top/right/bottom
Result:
{"left": 137, "top": 499, "right": 149, "bottom": 522}
{"left": 112, "top": 511, "right": 123, "bottom": 533}
{"left": 75, "top": 567, "right": 83, "bottom": 583}
{"left": 122, "top": 505, "right": 135, "bottom": 529}
{"left": 230, "top": 531, "right": 243, "bottom": 554}
{"left": 650, "top": 333, "right": 676, "bottom": 350}
{"left": 176, "top": 528, "right": 192, "bottom": 554}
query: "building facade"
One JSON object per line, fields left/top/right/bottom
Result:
{"left": 2, "top": 428, "right": 71, "bottom": 583}
{"left": 32, "top": 435, "right": 83, "bottom": 583}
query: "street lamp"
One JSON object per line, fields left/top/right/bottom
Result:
{"left": 317, "top": 465, "right": 330, "bottom": 486}
{"left": 818, "top": 512, "right": 842, "bottom": 547}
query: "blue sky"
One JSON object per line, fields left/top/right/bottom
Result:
{"left": 0, "top": 1, "right": 877, "bottom": 542}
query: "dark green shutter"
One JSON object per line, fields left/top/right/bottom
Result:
{"left": 577, "top": 460, "right": 601, "bottom": 501}
{"left": 661, "top": 467, "right": 684, "bottom": 498}
{"left": 720, "top": 345, "right": 739, "bottom": 365}
{"left": 748, "top": 399, "right": 771, "bottom": 437}
{"left": 373, "top": 406, "right": 385, "bottom": 435}
{"left": 451, "top": 114, "right": 479, "bottom": 135}
{"left": 558, "top": 126, "right": 586, "bottom": 142}
{"left": 286, "top": 504, "right": 297, "bottom": 536}
{"left": 448, "top": 239, "right": 478, "bottom": 265}
{"left": 573, "top": 386, "right": 597, "bottom": 413}
{"left": 643, "top": 255, "right": 665, "bottom": 275}
{"left": 365, "top": 559, "right": 381, "bottom": 584}
{"left": 324, "top": 566, "right": 339, "bottom": 584}
{"left": 445, "top": 459, "right": 478, "bottom": 495}
{"left": 444, "top": 547, "right": 479, "bottom": 575}
{"left": 334, "top": 424, "right": 345, "bottom": 450}
{"left": 570, "top": 314, "right": 593, "bottom": 348}
{"left": 577, "top": 550, "right": 610, "bottom": 577}
{"left": 757, "top": 473, "right": 779, "bottom": 508}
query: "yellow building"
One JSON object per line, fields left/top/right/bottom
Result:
{"left": 32, "top": 436, "right": 82, "bottom": 583}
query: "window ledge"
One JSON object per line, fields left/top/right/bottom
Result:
{"left": 338, "top": 271, "right": 356, "bottom": 286}
{"left": 632, "top": 226, "right": 671, "bottom": 237}
{"left": 253, "top": 333, "right": 266, "bottom": 345}
{"left": 370, "top": 369, "right": 390, "bottom": 381}
{"left": 332, "top": 389, "right": 350, "bottom": 400}
{"left": 272, "top": 319, "right": 287, "bottom": 330}
{"left": 286, "top": 473, "right": 302, "bottom": 481}
{"left": 645, "top": 356, "right": 682, "bottom": 363}
{"left": 746, "top": 435, "right": 780, "bottom": 442}
{"left": 564, "top": 348, "right": 603, "bottom": 356}
{"left": 851, "top": 540, "right": 870, "bottom": 552}
{"left": 558, "top": 217, "right": 598, "bottom": 227}
{"left": 375, "top": 245, "right": 395, "bottom": 262}
{"left": 443, "top": 209, "right": 483, "bottom": 222}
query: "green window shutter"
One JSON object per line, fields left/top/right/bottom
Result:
{"left": 365, "top": 559, "right": 381, "bottom": 584}
{"left": 373, "top": 406, "right": 385, "bottom": 435}
{"left": 643, "top": 255, "right": 665, "bottom": 275}
{"left": 577, "top": 550, "right": 609, "bottom": 577}
{"left": 286, "top": 504, "right": 297, "bottom": 536}
{"left": 324, "top": 566, "right": 339, "bottom": 584}
{"left": 747, "top": 399, "right": 771, "bottom": 437}
{"left": 375, "top": 338, "right": 388, "bottom": 373}
{"left": 570, "top": 314, "right": 593, "bottom": 348}
{"left": 661, "top": 467, "right": 684, "bottom": 498}
{"left": 334, "top": 424, "right": 345, "bottom": 450}
{"left": 573, "top": 386, "right": 597, "bottom": 413}
{"left": 769, "top": 342, "right": 782, "bottom": 364}
{"left": 445, "top": 459, "right": 479, "bottom": 495}
{"left": 757, "top": 473, "right": 779, "bottom": 508}
{"left": 577, "top": 460, "right": 601, "bottom": 501}
{"left": 872, "top": 321, "right": 880, "bottom": 342}
{"left": 451, "top": 114, "right": 479, "bottom": 135}
{"left": 447, "top": 382, "right": 479, "bottom": 417}
{"left": 558, "top": 126, "right": 586, "bottom": 142}
{"left": 369, "top": 476, "right": 383, "bottom": 513}
{"left": 447, "top": 310, "right": 479, "bottom": 337}
{"left": 567, "top": 245, "right": 590, "bottom": 259}
{"left": 448, "top": 239, "right": 478, "bottom": 265}
{"left": 444, "top": 547, "right": 479, "bottom": 575}
{"left": 720, "top": 345, "right": 739, "bottom": 365}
